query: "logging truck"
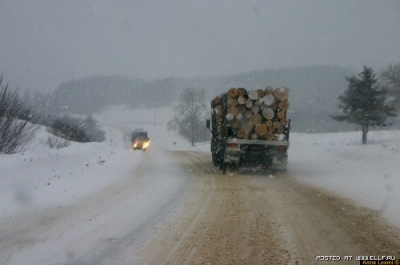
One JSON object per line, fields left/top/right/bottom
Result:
{"left": 206, "top": 87, "right": 290, "bottom": 173}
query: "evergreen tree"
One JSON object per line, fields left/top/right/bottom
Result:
{"left": 332, "top": 66, "right": 396, "bottom": 144}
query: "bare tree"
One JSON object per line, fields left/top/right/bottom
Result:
{"left": 168, "top": 87, "right": 208, "bottom": 146}
{"left": 166, "top": 116, "right": 180, "bottom": 133}
{"left": 381, "top": 63, "right": 400, "bottom": 112}
{"left": 48, "top": 115, "right": 105, "bottom": 143}
{"left": 0, "top": 76, "right": 38, "bottom": 153}
{"left": 40, "top": 135, "right": 70, "bottom": 149}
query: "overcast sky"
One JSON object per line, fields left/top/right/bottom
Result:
{"left": 1, "top": 0, "right": 400, "bottom": 92}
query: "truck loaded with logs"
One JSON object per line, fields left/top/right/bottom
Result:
{"left": 206, "top": 87, "right": 290, "bottom": 173}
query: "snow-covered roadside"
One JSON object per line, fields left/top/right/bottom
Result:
{"left": 0, "top": 105, "right": 205, "bottom": 218}
{"left": 0, "top": 122, "right": 142, "bottom": 217}
{"left": 289, "top": 131, "right": 400, "bottom": 227}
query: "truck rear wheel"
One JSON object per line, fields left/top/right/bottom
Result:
{"left": 262, "top": 157, "right": 272, "bottom": 171}
{"left": 275, "top": 167, "right": 287, "bottom": 174}
{"left": 212, "top": 152, "right": 218, "bottom": 167}
{"left": 220, "top": 161, "right": 227, "bottom": 174}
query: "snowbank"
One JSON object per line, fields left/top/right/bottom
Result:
{"left": 0, "top": 122, "right": 142, "bottom": 216}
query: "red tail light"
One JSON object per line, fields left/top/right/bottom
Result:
{"left": 279, "top": 146, "right": 286, "bottom": 150}
{"left": 228, "top": 143, "right": 238, "bottom": 147}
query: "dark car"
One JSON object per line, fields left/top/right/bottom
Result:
{"left": 131, "top": 130, "right": 150, "bottom": 150}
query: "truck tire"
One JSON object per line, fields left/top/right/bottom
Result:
{"left": 261, "top": 157, "right": 272, "bottom": 171}
{"left": 220, "top": 161, "right": 227, "bottom": 174}
{"left": 217, "top": 151, "right": 227, "bottom": 173}
{"left": 276, "top": 167, "right": 287, "bottom": 174}
{"left": 228, "top": 163, "right": 238, "bottom": 172}
{"left": 212, "top": 152, "right": 218, "bottom": 167}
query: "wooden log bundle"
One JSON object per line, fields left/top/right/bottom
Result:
{"left": 212, "top": 87, "right": 289, "bottom": 140}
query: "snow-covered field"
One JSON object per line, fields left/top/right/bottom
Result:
{"left": 290, "top": 130, "right": 400, "bottom": 226}
{"left": 1, "top": 105, "right": 399, "bottom": 228}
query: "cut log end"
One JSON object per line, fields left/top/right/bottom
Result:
{"left": 277, "top": 111, "right": 286, "bottom": 119}
{"left": 228, "top": 106, "right": 239, "bottom": 116}
{"left": 248, "top": 90, "right": 259, "bottom": 100}
{"left": 230, "top": 119, "right": 240, "bottom": 129}
{"left": 264, "top": 87, "right": 274, "bottom": 94}
{"left": 237, "top": 87, "right": 248, "bottom": 96}
{"left": 241, "top": 122, "right": 253, "bottom": 134}
{"left": 245, "top": 99, "right": 253, "bottom": 108}
{"left": 213, "top": 96, "right": 221, "bottom": 105}
{"left": 278, "top": 100, "right": 289, "bottom": 111}
{"left": 237, "top": 96, "right": 246, "bottom": 105}
{"left": 257, "top": 89, "right": 265, "bottom": 98}
{"left": 228, "top": 88, "right": 238, "bottom": 98}
{"left": 251, "top": 104, "right": 260, "bottom": 114}
{"left": 255, "top": 124, "right": 268, "bottom": 136}
{"left": 263, "top": 94, "right": 275, "bottom": 106}
{"left": 237, "top": 105, "right": 246, "bottom": 113}
{"left": 273, "top": 121, "right": 282, "bottom": 129}
{"left": 273, "top": 87, "right": 289, "bottom": 101}
{"left": 265, "top": 131, "right": 274, "bottom": 140}
{"left": 227, "top": 98, "right": 238, "bottom": 107}
{"left": 262, "top": 108, "right": 274, "bottom": 120}
{"left": 250, "top": 114, "right": 262, "bottom": 125}
{"left": 244, "top": 110, "right": 252, "bottom": 119}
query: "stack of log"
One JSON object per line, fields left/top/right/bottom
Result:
{"left": 213, "top": 87, "right": 289, "bottom": 140}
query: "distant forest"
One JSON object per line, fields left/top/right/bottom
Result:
{"left": 28, "top": 65, "right": 355, "bottom": 133}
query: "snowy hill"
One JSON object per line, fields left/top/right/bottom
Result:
{"left": 1, "top": 105, "right": 399, "bottom": 228}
